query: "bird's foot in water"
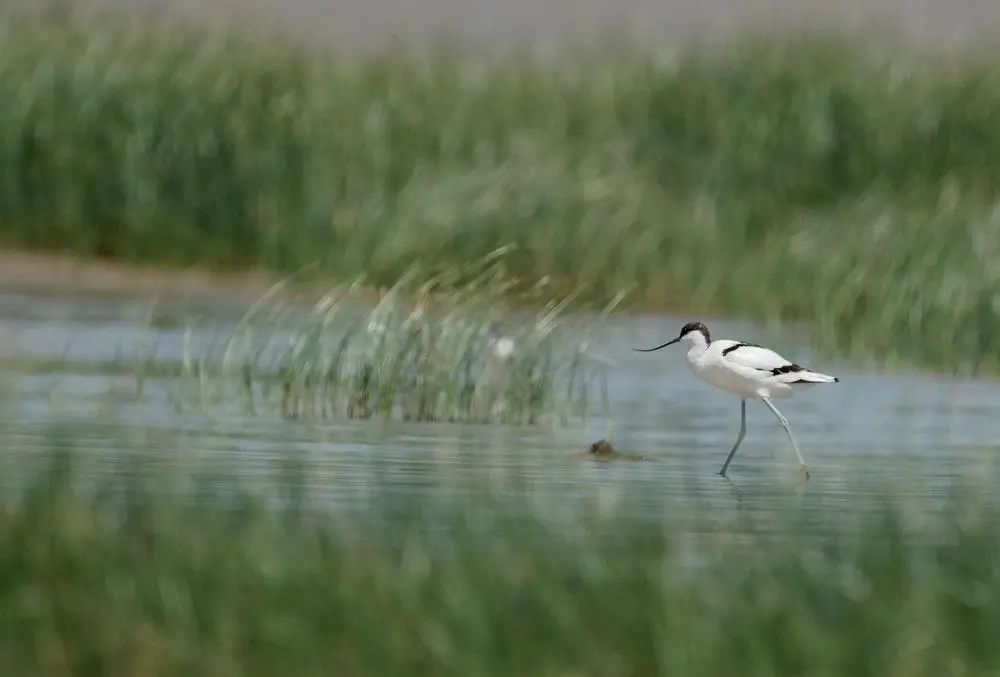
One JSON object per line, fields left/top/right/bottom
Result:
{"left": 799, "top": 464, "right": 811, "bottom": 481}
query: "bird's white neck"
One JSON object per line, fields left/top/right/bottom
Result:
{"left": 681, "top": 333, "right": 709, "bottom": 363}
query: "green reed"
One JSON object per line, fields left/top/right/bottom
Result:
{"left": 3, "top": 12, "right": 1000, "bottom": 370}
{"left": 2, "top": 446, "right": 999, "bottom": 676}
{"left": 181, "top": 255, "right": 614, "bottom": 424}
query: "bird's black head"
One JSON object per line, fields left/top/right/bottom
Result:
{"left": 678, "top": 321, "right": 710, "bottom": 343}
{"left": 633, "top": 321, "right": 710, "bottom": 353}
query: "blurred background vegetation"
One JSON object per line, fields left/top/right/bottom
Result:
{"left": 1, "top": 12, "right": 1000, "bottom": 371}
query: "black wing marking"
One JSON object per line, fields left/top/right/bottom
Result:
{"left": 721, "top": 342, "right": 759, "bottom": 357}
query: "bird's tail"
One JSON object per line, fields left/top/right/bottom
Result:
{"left": 792, "top": 370, "right": 839, "bottom": 384}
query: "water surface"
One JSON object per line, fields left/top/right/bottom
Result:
{"left": 1, "top": 290, "right": 997, "bottom": 539}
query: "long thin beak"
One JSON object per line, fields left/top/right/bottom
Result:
{"left": 633, "top": 337, "right": 680, "bottom": 352}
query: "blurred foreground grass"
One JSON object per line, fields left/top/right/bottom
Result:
{"left": 2, "top": 13, "right": 1000, "bottom": 370}
{"left": 1, "top": 448, "right": 999, "bottom": 675}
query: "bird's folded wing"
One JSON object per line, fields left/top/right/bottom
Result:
{"left": 722, "top": 344, "right": 797, "bottom": 373}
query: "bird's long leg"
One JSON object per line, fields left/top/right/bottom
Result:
{"left": 717, "top": 399, "right": 746, "bottom": 477}
{"left": 761, "top": 398, "right": 810, "bottom": 480}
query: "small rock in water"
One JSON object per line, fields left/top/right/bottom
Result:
{"left": 588, "top": 439, "right": 616, "bottom": 457}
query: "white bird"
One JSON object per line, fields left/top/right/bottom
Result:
{"left": 635, "top": 321, "right": 838, "bottom": 479}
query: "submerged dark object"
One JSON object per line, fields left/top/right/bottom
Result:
{"left": 586, "top": 439, "right": 648, "bottom": 462}
{"left": 588, "top": 439, "right": 616, "bottom": 457}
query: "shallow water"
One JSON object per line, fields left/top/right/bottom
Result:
{"left": 0, "top": 290, "right": 998, "bottom": 538}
